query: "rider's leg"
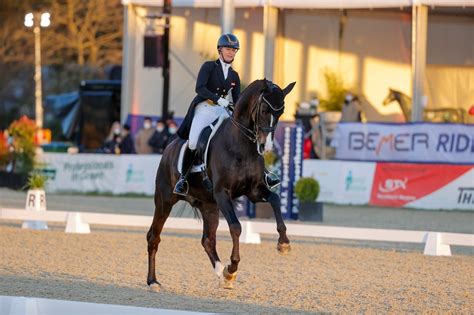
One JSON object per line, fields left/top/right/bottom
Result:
{"left": 174, "top": 102, "right": 218, "bottom": 196}
{"left": 173, "top": 147, "right": 196, "bottom": 196}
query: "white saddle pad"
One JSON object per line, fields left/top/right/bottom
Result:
{"left": 177, "top": 115, "right": 227, "bottom": 174}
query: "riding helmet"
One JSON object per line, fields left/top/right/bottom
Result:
{"left": 217, "top": 34, "right": 240, "bottom": 50}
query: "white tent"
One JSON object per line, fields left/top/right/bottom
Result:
{"left": 121, "top": 0, "right": 474, "bottom": 122}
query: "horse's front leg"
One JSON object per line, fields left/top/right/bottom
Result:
{"left": 265, "top": 190, "right": 291, "bottom": 254}
{"left": 214, "top": 190, "right": 241, "bottom": 289}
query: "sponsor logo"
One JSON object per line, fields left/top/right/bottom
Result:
{"left": 457, "top": 187, "right": 474, "bottom": 204}
{"left": 378, "top": 178, "right": 408, "bottom": 193}
{"left": 126, "top": 164, "right": 145, "bottom": 184}
{"left": 345, "top": 170, "right": 369, "bottom": 192}
{"left": 348, "top": 131, "right": 473, "bottom": 155}
{"left": 63, "top": 161, "right": 114, "bottom": 181}
{"left": 41, "top": 168, "right": 57, "bottom": 180}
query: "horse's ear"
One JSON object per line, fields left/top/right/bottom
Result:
{"left": 282, "top": 82, "right": 296, "bottom": 97}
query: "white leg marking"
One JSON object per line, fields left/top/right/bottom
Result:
{"left": 214, "top": 261, "right": 224, "bottom": 278}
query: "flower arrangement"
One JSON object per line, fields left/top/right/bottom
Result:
{"left": 0, "top": 131, "right": 9, "bottom": 170}
{"left": 7, "top": 116, "right": 36, "bottom": 174}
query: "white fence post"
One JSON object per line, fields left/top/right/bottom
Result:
{"left": 65, "top": 212, "right": 90, "bottom": 234}
{"left": 7, "top": 296, "right": 40, "bottom": 315}
{"left": 424, "top": 232, "right": 452, "bottom": 256}
{"left": 240, "top": 221, "right": 261, "bottom": 244}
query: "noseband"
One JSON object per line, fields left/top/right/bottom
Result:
{"left": 229, "top": 91, "right": 284, "bottom": 145}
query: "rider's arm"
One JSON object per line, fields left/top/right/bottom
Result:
{"left": 231, "top": 72, "right": 241, "bottom": 104}
{"left": 195, "top": 62, "right": 219, "bottom": 104}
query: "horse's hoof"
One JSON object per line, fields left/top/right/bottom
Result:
{"left": 148, "top": 280, "right": 161, "bottom": 292}
{"left": 277, "top": 242, "right": 291, "bottom": 254}
{"left": 223, "top": 266, "right": 237, "bottom": 282}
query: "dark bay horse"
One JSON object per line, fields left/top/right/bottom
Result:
{"left": 147, "top": 79, "right": 296, "bottom": 289}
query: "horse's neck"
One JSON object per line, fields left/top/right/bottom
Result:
{"left": 394, "top": 92, "right": 412, "bottom": 118}
{"left": 219, "top": 118, "right": 257, "bottom": 154}
{"left": 233, "top": 104, "right": 254, "bottom": 131}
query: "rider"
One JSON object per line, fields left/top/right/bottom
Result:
{"left": 174, "top": 34, "right": 280, "bottom": 196}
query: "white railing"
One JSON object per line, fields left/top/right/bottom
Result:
{"left": 1, "top": 208, "right": 473, "bottom": 256}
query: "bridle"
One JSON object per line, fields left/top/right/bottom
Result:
{"left": 227, "top": 90, "right": 284, "bottom": 147}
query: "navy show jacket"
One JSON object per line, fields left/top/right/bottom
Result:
{"left": 177, "top": 59, "right": 241, "bottom": 140}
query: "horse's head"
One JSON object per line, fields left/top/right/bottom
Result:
{"left": 382, "top": 88, "right": 396, "bottom": 106}
{"left": 251, "top": 79, "right": 296, "bottom": 155}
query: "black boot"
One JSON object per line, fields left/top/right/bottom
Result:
{"left": 174, "top": 148, "right": 196, "bottom": 196}
{"left": 264, "top": 168, "right": 281, "bottom": 190}
{"left": 201, "top": 171, "right": 213, "bottom": 192}
{"left": 194, "top": 151, "right": 213, "bottom": 192}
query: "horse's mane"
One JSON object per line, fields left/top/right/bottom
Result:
{"left": 234, "top": 79, "right": 265, "bottom": 110}
{"left": 390, "top": 89, "right": 412, "bottom": 103}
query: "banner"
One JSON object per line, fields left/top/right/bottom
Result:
{"left": 40, "top": 153, "right": 161, "bottom": 195}
{"left": 332, "top": 122, "right": 474, "bottom": 164}
{"left": 41, "top": 154, "right": 120, "bottom": 193}
{"left": 370, "top": 163, "right": 472, "bottom": 208}
{"left": 40, "top": 153, "right": 473, "bottom": 211}
{"left": 406, "top": 168, "right": 474, "bottom": 210}
{"left": 303, "top": 160, "right": 375, "bottom": 205}
{"left": 115, "top": 155, "right": 161, "bottom": 195}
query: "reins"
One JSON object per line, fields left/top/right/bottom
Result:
{"left": 226, "top": 92, "right": 283, "bottom": 144}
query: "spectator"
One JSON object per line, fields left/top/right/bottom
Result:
{"left": 120, "top": 124, "right": 135, "bottom": 154}
{"left": 166, "top": 120, "right": 178, "bottom": 146}
{"left": 102, "top": 133, "right": 121, "bottom": 154}
{"left": 102, "top": 121, "right": 122, "bottom": 154}
{"left": 105, "top": 121, "right": 121, "bottom": 142}
{"left": 134, "top": 117, "right": 154, "bottom": 154}
{"left": 148, "top": 119, "right": 169, "bottom": 154}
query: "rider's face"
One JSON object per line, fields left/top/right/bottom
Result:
{"left": 220, "top": 47, "right": 238, "bottom": 63}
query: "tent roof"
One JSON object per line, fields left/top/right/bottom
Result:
{"left": 122, "top": 0, "right": 474, "bottom": 9}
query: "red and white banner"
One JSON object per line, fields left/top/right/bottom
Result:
{"left": 370, "top": 163, "right": 473, "bottom": 209}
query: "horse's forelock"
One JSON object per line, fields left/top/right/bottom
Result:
{"left": 263, "top": 82, "right": 285, "bottom": 116}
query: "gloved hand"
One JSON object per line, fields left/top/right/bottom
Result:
{"left": 217, "top": 98, "right": 230, "bottom": 108}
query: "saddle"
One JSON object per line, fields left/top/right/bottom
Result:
{"left": 177, "top": 115, "right": 227, "bottom": 175}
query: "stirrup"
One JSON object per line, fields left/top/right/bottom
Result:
{"left": 173, "top": 177, "right": 189, "bottom": 196}
{"left": 264, "top": 171, "right": 281, "bottom": 190}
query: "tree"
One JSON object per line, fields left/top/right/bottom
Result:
{"left": 44, "top": 0, "right": 123, "bottom": 67}
{"left": 0, "top": 0, "right": 123, "bottom": 128}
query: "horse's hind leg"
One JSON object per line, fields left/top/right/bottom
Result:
{"left": 147, "top": 189, "right": 177, "bottom": 289}
{"left": 199, "top": 204, "right": 224, "bottom": 278}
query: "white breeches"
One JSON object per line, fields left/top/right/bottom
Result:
{"left": 188, "top": 101, "right": 228, "bottom": 150}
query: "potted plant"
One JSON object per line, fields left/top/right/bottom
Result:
{"left": 294, "top": 177, "right": 323, "bottom": 221}
{"left": 22, "top": 171, "right": 48, "bottom": 230}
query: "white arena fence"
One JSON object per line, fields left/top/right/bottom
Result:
{"left": 0, "top": 295, "right": 213, "bottom": 315}
{"left": 1, "top": 208, "right": 473, "bottom": 257}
